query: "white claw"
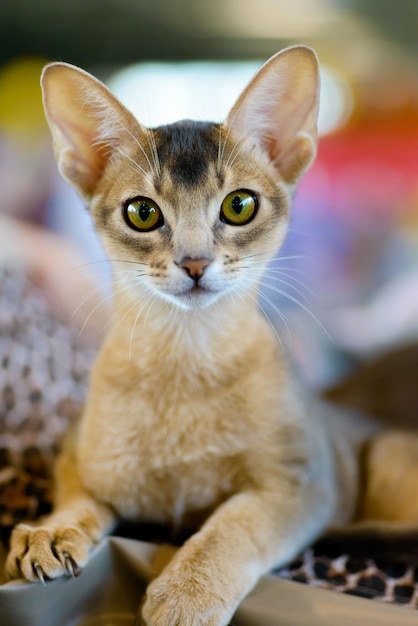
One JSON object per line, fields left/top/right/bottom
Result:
{"left": 33, "top": 562, "right": 46, "bottom": 586}
{"left": 63, "top": 552, "right": 81, "bottom": 578}
{"left": 65, "top": 555, "right": 75, "bottom": 577}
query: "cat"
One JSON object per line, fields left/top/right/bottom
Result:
{"left": 5, "top": 45, "right": 418, "bottom": 626}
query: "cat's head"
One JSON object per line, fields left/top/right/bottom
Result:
{"left": 41, "top": 46, "right": 319, "bottom": 311}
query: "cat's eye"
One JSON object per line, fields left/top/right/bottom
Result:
{"left": 124, "top": 197, "right": 164, "bottom": 232}
{"left": 220, "top": 190, "right": 258, "bottom": 226}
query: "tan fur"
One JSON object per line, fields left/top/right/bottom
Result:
{"left": 361, "top": 431, "right": 418, "bottom": 522}
{"left": 6, "top": 46, "right": 418, "bottom": 626}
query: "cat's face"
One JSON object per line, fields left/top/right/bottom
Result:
{"left": 90, "top": 120, "right": 290, "bottom": 311}
{"left": 41, "top": 46, "right": 320, "bottom": 311}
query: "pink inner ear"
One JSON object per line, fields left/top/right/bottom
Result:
{"left": 275, "top": 134, "right": 316, "bottom": 185}
{"left": 266, "top": 136, "right": 281, "bottom": 163}
{"left": 224, "top": 47, "right": 319, "bottom": 185}
{"left": 52, "top": 118, "right": 112, "bottom": 199}
{"left": 41, "top": 63, "right": 142, "bottom": 200}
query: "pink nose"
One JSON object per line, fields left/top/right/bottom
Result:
{"left": 177, "top": 257, "right": 212, "bottom": 281}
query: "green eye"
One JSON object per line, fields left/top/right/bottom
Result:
{"left": 124, "top": 197, "right": 164, "bottom": 232}
{"left": 220, "top": 190, "right": 258, "bottom": 226}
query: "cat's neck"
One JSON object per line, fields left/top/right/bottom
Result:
{"left": 107, "top": 287, "right": 273, "bottom": 373}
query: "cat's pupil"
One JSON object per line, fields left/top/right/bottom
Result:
{"left": 139, "top": 203, "right": 151, "bottom": 221}
{"left": 231, "top": 196, "right": 243, "bottom": 214}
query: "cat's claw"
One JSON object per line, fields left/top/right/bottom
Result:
{"left": 32, "top": 562, "right": 47, "bottom": 586}
{"left": 6, "top": 522, "right": 91, "bottom": 583}
{"left": 63, "top": 552, "right": 82, "bottom": 578}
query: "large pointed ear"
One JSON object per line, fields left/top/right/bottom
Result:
{"left": 41, "top": 62, "right": 144, "bottom": 201}
{"left": 225, "top": 46, "right": 320, "bottom": 186}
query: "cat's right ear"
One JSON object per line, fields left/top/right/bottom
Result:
{"left": 225, "top": 46, "right": 320, "bottom": 187}
{"left": 41, "top": 63, "right": 144, "bottom": 201}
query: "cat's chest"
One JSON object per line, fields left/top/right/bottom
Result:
{"left": 77, "top": 383, "right": 253, "bottom": 522}
{"left": 77, "top": 322, "right": 280, "bottom": 521}
{"left": 79, "top": 430, "right": 242, "bottom": 523}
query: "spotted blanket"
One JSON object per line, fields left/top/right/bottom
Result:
{"left": 0, "top": 264, "right": 416, "bottom": 612}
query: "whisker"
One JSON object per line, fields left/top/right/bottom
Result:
{"left": 217, "top": 124, "right": 223, "bottom": 176}
{"left": 224, "top": 126, "right": 255, "bottom": 171}
{"left": 129, "top": 291, "right": 157, "bottom": 361}
{"left": 258, "top": 269, "right": 315, "bottom": 298}
{"left": 77, "top": 275, "right": 143, "bottom": 338}
{"left": 258, "top": 289, "right": 292, "bottom": 346}
{"left": 68, "top": 259, "right": 148, "bottom": 281}
{"left": 246, "top": 253, "right": 309, "bottom": 265}
{"left": 147, "top": 129, "right": 161, "bottom": 178}
{"left": 265, "top": 265, "right": 310, "bottom": 278}
{"left": 142, "top": 292, "right": 159, "bottom": 329}
{"left": 71, "top": 284, "right": 108, "bottom": 320}
{"left": 218, "top": 122, "right": 229, "bottom": 174}
{"left": 241, "top": 249, "right": 279, "bottom": 261}
{"left": 264, "top": 286, "right": 330, "bottom": 339}
{"left": 118, "top": 122, "right": 156, "bottom": 177}
{"left": 165, "top": 299, "right": 179, "bottom": 330}
{"left": 244, "top": 286, "right": 286, "bottom": 349}
{"left": 241, "top": 265, "right": 310, "bottom": 285}
{"left": 224, "top": 130, "right": 245, "bottom": 171}
{"left": 110, "top": 287, "right": 147, "bottom": 335}
{"left": 72, "top": 259, "right": 147, "bottom": 269}
{"left": 274, "top": 254, "right": 311, "bottom": 263}
{"left": 258, "top": 277, "right": 311, "bottom": 305}
{"left": 77, "top": 291, "right": 114, "bottom": 338}
{"left": 114, "top": 146, "right": 149, "bottom": 177}
{"left": 69, "top": 268, "right": 148, "bottom": 284}
{"left": 250, "top": 281, "right": 291, "bottom": 334}
{"left": 218, "top": 89, "right": 253, "bottom": 172}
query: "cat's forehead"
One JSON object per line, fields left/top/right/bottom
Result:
{"left": 152, "top": 120, "right": 221, "bottom": 190}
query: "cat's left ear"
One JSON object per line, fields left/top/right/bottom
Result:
{"left": 225, "top": 46, "right": 320, "bottom": 186}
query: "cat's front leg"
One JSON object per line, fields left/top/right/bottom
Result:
{"left": 5, "top": 450, "right": 116, "bottom": 583}
{"left": 141, "top": 486, "right": 333, "bottom": 626}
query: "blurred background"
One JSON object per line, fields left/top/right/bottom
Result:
{"left": 1, "top": 0, "right": 418, "bottom": 387}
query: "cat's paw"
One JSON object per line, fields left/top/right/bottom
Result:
{"left": 141, "top": 563, "right": 233, "bottom": 626}
{"left": 5, "top": 522, "right": 92, "bottom": 583}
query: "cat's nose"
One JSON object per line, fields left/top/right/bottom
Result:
{"left": 177, "top": 256, "right": 212, "bottom": 281}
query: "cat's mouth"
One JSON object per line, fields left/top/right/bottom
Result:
{"left": 169, "top": 283, "right": 223, "bottom": 310}
{"left": 190, "top": 285, "right": 210, "bottom": 294}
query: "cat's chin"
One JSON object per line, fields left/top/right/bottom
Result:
{"left": 161, "top": 286, "right": 224, "bottom": 311}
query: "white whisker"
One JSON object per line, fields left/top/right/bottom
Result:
{"left": 69, "top": 268, "right": 148, "bottom": 284}
{"left": 255, "top": 271, "right": 314, "bottom": 302}
{"left": 77, "top": 291, "right": 114, "bottom": 338}
{"left": 71, "top": 284, "right": 108, "bottom": 320}
{"left": 224, "top": 134, "right": 243, "bottom": 171}
{"left": 241, "top": 249, "right": 278, "bottom": 261}
{"left": 110, "top": 287, "right": 146, "bottom": 335}
{"left": 263, "top": 268, "right": 314, "bottom": 296}
{"left": 266, "top": 265, "right": 310, "bottom": 278}
{"left": 244, "top": 286, "right": 286, "bottom": 349}
{"left": 260, "top": 278, "right": 310, "bottom": 306}
{"left": 118, "top": 121, "right": 156, "bottom": 177}
{"left": 274, "top": 254, "right": 310, "bottom": 263}
{"left": 114, "top": 146, "right": 149, "bottom": 177}
{"left": 129, "top": 291, "right": 157, "bottom": 361}
{"left": 147, "top": 129, "right": 161, "bottom": 178}
{"left": 77, "top": 275, "right": 143, "bottom": 338}
{"left": 218, "top": 90, "right": 253, "bottom": 172}
{"left": 224, "top": 127, "right": 253, "bottom": 171}
{"left": 217, "top": 124, "right": 223, "bottom": 176}
{"left": 262, "top": 285, "right": 330, "bottom": 339}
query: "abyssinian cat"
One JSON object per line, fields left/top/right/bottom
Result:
{"left": 6, "top": 45, "right": 418, "bottom": 625}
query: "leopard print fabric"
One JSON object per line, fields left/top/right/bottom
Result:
{"left": 0, "top": 263, "right": 417, "bottom": 611}
{"left": 277, "top": 549, "right": 418, "bottom": 608}
{"left": 0, "top": 264, "right": 95, "bottom": 541}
